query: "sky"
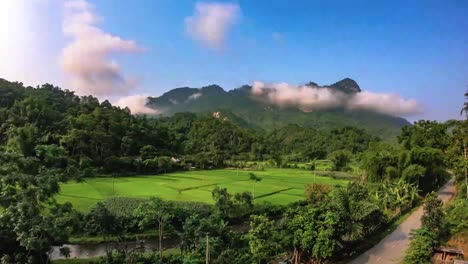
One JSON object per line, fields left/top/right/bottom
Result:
{"left": 0, "top": 0, "right": 467, "bottom": 121}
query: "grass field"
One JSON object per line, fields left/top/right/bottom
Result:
{"left": 56, "top": 168, "right": 349, "bottom": 212}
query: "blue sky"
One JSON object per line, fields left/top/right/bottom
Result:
{"left": 0, "top": 0, "right": 467, "bottom": 121}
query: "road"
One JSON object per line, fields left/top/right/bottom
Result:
{"left": 348, "top": 179, "right": 456, "bottom": 264}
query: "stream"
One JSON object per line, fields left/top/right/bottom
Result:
{"left": 49, "top": 236, "right": 180, "bottom": 260}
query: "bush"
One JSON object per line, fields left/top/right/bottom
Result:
{"left": 447, "top": 199, "right": 468, "bottom": 233}
{"left": 402, "top": 164, "right": 425, "bottom": 184}
{"left": 404, "top": 228, "right": 438, "bottom": 264}
{"left": 101, "top": 197, "right": 146, "bottom": 217}
{"left": 304, "top": 183, "right": 331, "bottom": 204}
{"left": 328, "top": 150, "right": 352, "bottom": 171}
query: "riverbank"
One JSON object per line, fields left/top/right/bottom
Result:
{"left": 51, "top": 248, "right": 180, "bottom": 264}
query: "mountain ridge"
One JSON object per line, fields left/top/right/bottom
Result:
{"left": 147, "top": 78, "right": 410, "bottom": 140}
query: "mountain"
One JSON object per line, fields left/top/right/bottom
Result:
{"left": 147, "top": 78, "right": 410, "bottom": 140}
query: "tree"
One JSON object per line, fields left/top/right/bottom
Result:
{"left": 404, "top": 228, "right": 438, "bottom": 264}
{"left": 402, "top": 164, "right": 426, "bottom": 185}
{"left": 86, "top": 203, "right": 118, "bottom": 257}
{"left": 6, "top": 124, "right": 37, "bottom": 156}
{"left": 332, "top": 182, "right": 383, "bottom": 242}
{"left": 398, "top": 120, "right": 449, "bottom": 151}
{"left": 328, "top": 149, "right": 352, "bottom": 171}
{"left": 248, "top": 173, "right": 262, "bottom": 200}
{"left": 233, "top": 191, "right": 253, "bottom": 216}
{"left": 361, "top": 142, "right": 398, "bottom": 182}
{"left": 446, "top": 199, "right": 468, "bottom": 233}
{"left": 304, "top": 182, "right": 331, "bottom": 204}
{"left": 460, "top": 89, "right": 468, "bottom": 118}
{"left": 421, "top": 192, "right": 445, "bottom": 236}
{"left": 0, "top": 156, "right": 77, "bottom": 263}
{"left": 157, "top": 156, "right": 171, "bottom": 174}
{"left": 135, "top": 197, "right": 173, "bottom": 258}
{"left": 212, "top": 187, "right": 233, "bottom": 217}
{"left": 283, "top": 205, "right": 340, "bottom": 264}
{"left": 140, "top": 145, "right": 157, "bottom": 160}
{"left": 248, "top": 215, "right": 276, "bottom": 264}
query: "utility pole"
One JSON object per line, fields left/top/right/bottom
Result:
{"left": 205, "top": 234, "right": 210, "bottom": 264}
{"left": 464, "top": 142, "right": 468, "bottom": 199}
{"left": 313, "top": 160, "right": 316, "bottom": 183}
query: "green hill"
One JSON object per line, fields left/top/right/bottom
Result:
{"left": 147, "top": 79, "right": 410, "bottom": 140}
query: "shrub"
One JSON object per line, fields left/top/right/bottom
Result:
{"left": 404, "top": 228, "right": 438, "bottom": 264}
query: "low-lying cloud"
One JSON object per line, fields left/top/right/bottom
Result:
{"left": 252, "top": 81, "right": 421, "bottom": 116}
{"left": 61, "top": 0, "right": 144, "bottom": 97}
{"left": 114, "top": 95, "right": 159, "bottom": 114}
{"left": 188, "top": 92, "right": 202, "bottom": 101}
{"left": 185, "top": 2, "right": 240, "bottom": 50}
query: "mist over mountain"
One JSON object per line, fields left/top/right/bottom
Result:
{"left": 147, "top": 78, "right": 412, "bottom": 140}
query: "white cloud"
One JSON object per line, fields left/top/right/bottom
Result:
{"left": 185, "top": 2, "right": 240, "bottom": 50}
{"left": 251, "top": 81, "right": 421, "bottom": 116}
{"left": 169, "top": 99, "right": 179, "bottom": 105}
{"left": 252, "top": 81, "right": 344, "bottom": 111}
{"left": 61, "top": 0, "right": 144, "bottom": 97}
{"left": 0, "top": 0, "right": 63, "bottom": 86}
{"left": 114, "top": 95, "right": 159, "bottom": 114}
{"left": 187, "top": 92, "right": 202, "bottom": 101}
{"left": 349, "top": 91, "right": 421, "bottom": 116}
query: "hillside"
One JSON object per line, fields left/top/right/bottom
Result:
{"left": 147, "top": 78, "right": 410, "bottom": 140}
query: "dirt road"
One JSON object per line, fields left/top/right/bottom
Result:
{"left": 348, "top": 179, "right": 456, "bottom": 264}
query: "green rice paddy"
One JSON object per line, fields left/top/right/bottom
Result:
{"left": 56, "top": 168, "right": 349, "bottom": 212}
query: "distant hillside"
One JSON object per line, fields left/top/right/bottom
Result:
{"left": 147, "top": 78, "right": 410, "bottom": 140}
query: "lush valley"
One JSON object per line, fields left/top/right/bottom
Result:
{"left": 0, "top": 78, "right": 466, "bottom": 264}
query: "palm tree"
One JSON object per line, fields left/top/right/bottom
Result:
{"left": 333, "top": 185, "right": 380, "bottom": 241}
{"left": 460, "top": 89, "right": 468, "bottom": 118}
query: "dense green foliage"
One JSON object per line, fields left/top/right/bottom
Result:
{"left": 404, "top": 194, "right": 445, "bottom": 264}
{"left": 0, "top": 154, "right": 80, "bottom": 263}
{"left": 0, "top": 78, "right": 466, "bottom": 264}
{"left": 361, "top": 120, "right": 451, "bottom": 193}
{"left": 0, "top": 78, "right": 378, "bottom": 177}
{"left": 147, "top": 80, "right": 410, "bottom": 140}
{"left": 404, "top": 228, "right": 438, "bottom": 264}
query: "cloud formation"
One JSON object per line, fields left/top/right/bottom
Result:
{"left": 188, "top": 92, "right": 202, "bottom": 101}
{"left": 251, "top": 81, "right": 421, "bottom": 116}
{"left": 185, "top": 2, "right": 240, "bottom": 50}
{"left": 114, "top": 95, "right": 159, "bottom": 114}
{"left": 61, "top": 0, "right": 144, "bottom": 97}
{"left": 0, "top": 0, "right": 62, "bottom": 87}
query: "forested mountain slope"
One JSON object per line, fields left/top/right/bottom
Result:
{"left": 147, "top": 78, "right": 410, "bottom": 140}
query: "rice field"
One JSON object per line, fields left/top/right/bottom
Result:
{"left": 56, "top": 168, "right": 349, "bottom": 212}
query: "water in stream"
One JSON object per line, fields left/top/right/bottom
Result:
{"left": 50, "top": 236, "right": 180, "bottom": 260}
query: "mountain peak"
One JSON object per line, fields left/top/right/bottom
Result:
{"left": 328, "top": 78, "right": 361, "bottom": 93}
{"left": 200, "top": 84, "right": 226, "bottom": 94}
{"left": 305, "top": 81, "right": 319, "bottom": 87}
